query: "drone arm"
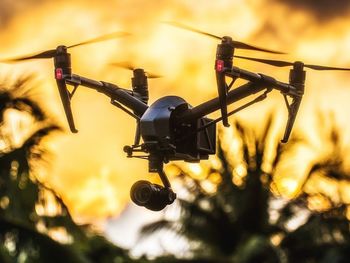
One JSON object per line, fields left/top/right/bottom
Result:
{"left": 178, "top": 67, "right": 300, "bottom": 142}
{"left": 178, "top": 81, "right": 266, "bottom": 123}
{"left": 227, "top": 66, "right": 303, "bottom": 143}
{"left": 65, "top": 74, "right": 148, "bottom": 116}
{"left": 179, "top": 66, "right": 297, "bottom": 123}
{"left": 227, "top": 66, "right": 294, "bottom": 94}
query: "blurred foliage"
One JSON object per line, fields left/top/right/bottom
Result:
{"left": 140, "top": 115, "right": 350, "bottom": 263}
{"left": 279, "top": 112, "right": 350, "bottom": 262}
{"left": 0, "top": 77, "right": 134, "bottom": 263}
{"left": 2, "top": 76, "right": 350, "bottom": 263}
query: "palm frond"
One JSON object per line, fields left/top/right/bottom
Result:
{"left": 140, "top": 219, "right": 177, "bottom": 237}
{"left": 0, "top": 217, "right": 89, "bottom": 263}
{"left": 0, "top": 75, "right": 47, "bottom": 122}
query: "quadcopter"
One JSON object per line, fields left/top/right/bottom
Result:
{"left": 2, "top": 23, "right": 350, "bottom": 211}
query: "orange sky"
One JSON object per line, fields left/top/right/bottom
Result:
{"left": 1, "top": 0, "right": 350, "bottom": 221}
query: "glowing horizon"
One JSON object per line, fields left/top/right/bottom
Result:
{"left": 1, "top": 0, "right": 350, "bottom": 221}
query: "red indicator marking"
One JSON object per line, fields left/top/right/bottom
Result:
{"left": 215, "top": 60, "right": 225, "bottom": 72}
{"left": 55, "top": 68, "right": 63, "bottom": 79}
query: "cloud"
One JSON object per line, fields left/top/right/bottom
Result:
{"left": 277, "top": 0, "right": 350, "bottom": 21}
{"left": 0, "top": 0, "right": 47, "bottom": 27}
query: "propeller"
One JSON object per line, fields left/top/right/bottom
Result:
{"left": 0, "top": 31, "right": 130, "bottom": 63}
{"left": 234, "top": 55, "right": 350, "bottom": 71}
{"left": 165, "top": 21, "right": 285, "bottom": 55}
{"left": 109, "top": 61, "right": 162, "bottom": 78}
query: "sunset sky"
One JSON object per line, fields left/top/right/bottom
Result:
{"left": 1, "top": 0, "right": 350, "bottom": 227}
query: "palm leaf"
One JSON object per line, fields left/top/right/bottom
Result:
{"left": 0, "top": 217, "right": 89, "bottom": 263}
{"left": 140, "top": 219, "right": 177, "bottom": 237}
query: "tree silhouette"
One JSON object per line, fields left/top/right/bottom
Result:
{"left": 279, "top": 113, "right": 350, "bottom": 263}
{"left": 140, "top": 114, "right": 350, "bottom": 262}
{"left": 0, "top": 76, "right": 134, "bottom": 263}
{"left": 140, "top": 117, "right": 290, "bottom": 262}
{"left": 4, "top": 76, "right": 349, "bottom": 262}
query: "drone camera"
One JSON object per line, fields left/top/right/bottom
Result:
{"left": 130, "top": 180, "right": 176, "bottom": 211}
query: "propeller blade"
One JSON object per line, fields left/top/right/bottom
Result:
{"left": 235, "top": 55, "right": 350, "bottom": 71}
{"left": 304, "top": 64, "right": 350, "bottom": 71}
{"left": 0, "top": 31, "right": 129, "bottom": 63}
{"left": 234, "top": 55, "right": 293, "bottom": 67}
{"left": 0, "top": 49, "right": 56, "bottom": 63}
{"left": 109, "top": 62, "right": 162, "bottom": 78}
{"left": 146, "top": 73, "right": 163, "bottom": 79}
{"left": 233, "top": 42, "right": 285, "bottom": 54}
{"left": 109, "top": 61, "right": 136, "bottom": 71}
{"left": 67, "top": 31, "right": 130, "bottom": 49}
{"left": 164, "top": 21, "right": 221, "bottom": 40}
{"left": 165, "top": 21, "right": 285, "bottom": 54}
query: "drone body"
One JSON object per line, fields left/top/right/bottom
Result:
{"left": 1, "top": 23, "right": 349, "bottom": 211}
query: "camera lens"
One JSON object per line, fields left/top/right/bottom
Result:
{"left": 130, "top": 180, "right": 153, "bottom": 205}
{"left": 130, "top": 180, "right": 176, "bottom": 211}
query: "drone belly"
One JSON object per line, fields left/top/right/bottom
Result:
{"left": 140, "top": 108, "right": 170, "bottom": 140}
{"left": 139, "top": 96, "right": 216, "bottom": 162}
{"left": 140, "top": 96, "right": 188, "bottom": 143}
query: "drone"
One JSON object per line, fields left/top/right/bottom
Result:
{"left": 2, "top": 23, "right": 350, "bottom": 211}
